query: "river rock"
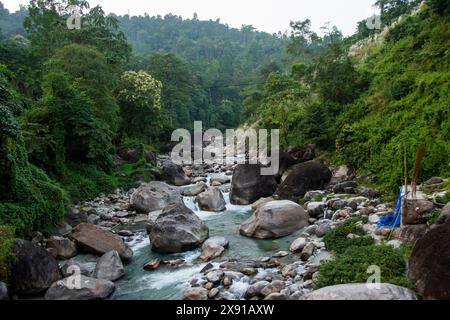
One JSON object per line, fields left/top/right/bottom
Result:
{"left": 289, "top": 237, "right": 307, "bottom": 253}
{"left": 149, "top": 203, "right": 209, "bottom": 253}
{"left": 61, "top": 259, "right": 91, "bottom": 277}
{"left": 0, "top": 282, "right": 8, "bottom": 300}
{"left": 408, "top": 218, "right": 450, "bottom": 300}
{"left": 93, "top": 251, "right": 125, "bottom": 281}
{"left": 240, "top": 200, "right": 309, "bottom": 239}
{"left": 195, "top": 188, "right": 226, "bottom": 212}
{"left": 182, "top": 182, "right": 207, "bottom": 196}
{"left": 276, "top": 161, "right": 332, "bottom": 201}
{"left": 161, "top": 160, "right": 191, "bottom": 186}
{"left": 70, "top": 223, "right": 133, "bottom": 261}
{"left": 332, "top": 165, "right": 354, "bottom": 183}
{"left": 206, "top": 269, "right": 224, "bottom": 284}
{"left": 261, "top": 280, "right": 285, "bottom": 296}
{"left": 64, "top": 208, "right": 88, "bottom": 227}
{"left": 46, "top": 236, "right": 78, "bottom": 260}
{"left": 130, "top": 181, "right": 183, "bottom": 213}
{"left": 208, "top": 287, "right": 220, "bottom": 299}
{"left": 251, "top": 197, "right": 275, "bottom": 210}
{"left": 265, "top": 292, "right": 290, "bottom": 300}
{"left": 183, "top": 287, "right": 209, "bottom": 300}
{"left": 45, "top": 275, "right": 115, "bottom": 300}
{"left": 307, "top": 202, "right": 325, "bottom": 218}
{"left": 302, "top": 283, "right": 418, "bottom": 300}
{"left": 230, "top": 164, "right": 278, "bottom": 205}
{"left": 244, "top": 281, "right": 269, "bottom": 299}
{"left": 300, "top": 242, "right": 315, "bottom": 261}
{"left": 199, "top": 237, "right": 229, "bottom": 262}
{"left": 144, "top": 258, "right": 162, "bottom": 270}
{"left": 8, "top": 240, "right": 61, "bottom": 296}
{"left": 210, "top": 176, "right": 230, "bottom": 185}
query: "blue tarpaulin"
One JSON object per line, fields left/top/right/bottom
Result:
{"left": 377, "top": 188, "right": 404, "bottom": 228}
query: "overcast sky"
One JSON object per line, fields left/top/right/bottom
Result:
{"left": 2, "top": 0, "right": 378, "bottom": 36}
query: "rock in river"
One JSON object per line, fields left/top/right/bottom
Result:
{"left": 46, "top": 236, "right": 78, "bottom": 260}
{"left": 230, "top": 164, "right": 277, "bottom": 205}
{"left": 161, "top": 160, "right": 191, "bottom": 186}
{"left": 130, "top": 181, "right": 183, "bottom": 213}
{"left": 45, "top": 275, "right": 115, "bottom": 300}
{"left": 93, "top": 250, "right": 125, "bottom": 281}
{"left": 195, "top": 188, "right": 226, "bottom": 212}
{"left": 183, "top": 287, "right": 208, "bottom": 300}
{"left": 149, "top": 203, "right": 209, "bottom": 253}
{"left": 70, "top": 223, "right": 133, "bottom": 261}
{"left": 276, "top": 161, "right": 332, "bottom": 201}
{"left": 8, "top": 240, "right": 61, "bottom": 296}
{"left": 240, "top": 200, "right": 309, "bottom": 239}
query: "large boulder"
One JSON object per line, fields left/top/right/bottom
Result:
{"left": 276, "top": 151, "right": 303, "bottom": 182}
{"left": 70, "top": 223, "right": 133, "bottom": 261}
{"left": 303, "top": 283, "right": 418, "bottom": 300}
{"left": 230, "top": 164, "right": 278, "bottom": 205}
{"left": 195, "top": 188, "right": 226, "bottom": 212}
{"left": 436, "top": 202, "right": 450, "bottom": 224}
{"left": 408, "top": 218, "right": 450, "bottom": 300}
{"left": 45, "top": 275, "right": 115, "bottom": 300}
{"left": 239, "top": 200, "right": 309, "bottom": 239}
{"left": 92, "top": 251, "right": 125, "bottom": 281}
{"left": 161, "top": 161, "right": 191, "bottom": 186}
{"left": 149, "top": 203, "right": 209, "bottom": 253}
{"left": 130, "top": 181, "right": 183, "bottom": 213}
{"left": 276, "top": 161, "right": 332, "bottom": 201}
{"left": 8, "top": 240, "right": 61, "bottom": 296}
{"left": 46, "top": 236, "right": 77, "bottom": 260}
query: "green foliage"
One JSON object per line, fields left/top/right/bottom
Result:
{"left": 23, "top": 70, "right": 114, "bottom": 172}
{"left": 0, "top": 225, "right": 15, "bottom": 282}
{"left": 46, "top": 44, "right": 120, "bottom": 132}
{"left": 337, "top": 7, "right": 450, "bottom": 192}
{"left": 24, "top": 0, "right": 131, "bottom": 68}
{"left": 436, "top": 191, "right": 450, "bottom": 205}
{"left": 116, "top": 70, "right": 162, "bottom": 143}
{"left": 59, "top": 164, "right": 118, "bottom": 202}
{"left": 425, "top": 208, "right": 442, "bottom": 225}
{"left": 315, "top": 244, "right": 413, "bottom": 289}
{"left": 324, "top": 217, "right": 374, "bottom": 254}
{"left": 0, "top": 102, "right": 68, "bottom": 236}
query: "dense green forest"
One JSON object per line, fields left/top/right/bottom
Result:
{"left": 244, "top": 0, "right": 449, "bottom": 191}
{"left": 0, "top": 0, "right": 449, "bottom": 240}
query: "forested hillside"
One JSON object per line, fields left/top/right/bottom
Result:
{"left": 247, "top": 0, "right": 449, "bottom": 191}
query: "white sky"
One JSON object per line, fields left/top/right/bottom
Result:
{"left": 2, "top": 0, "right": 379, "bottom": 36}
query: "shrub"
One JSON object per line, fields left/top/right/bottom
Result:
{"left": 0, "top": 225, "right": 15, "bottom": 282}
{"left": 323, "top": 217, "right": 374, "bottom": 254}
{"left": 314, "top": 244, "right": 413, "bottom": 289}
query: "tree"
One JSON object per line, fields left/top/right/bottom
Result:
{"left": 145, "top": 53, "right": 206, "bottom": 130}
{"left": 116, "top": 70, "right": 162, "bottom": 143}
{"left": 24, "top": 0, "right": 130, "bottom": 68}
{"left": 46, "top": 44, "right": 119, "bottom": 132}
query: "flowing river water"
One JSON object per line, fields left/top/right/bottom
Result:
{"left": 71, "top": 173, "right": 308, "bottom": 300}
